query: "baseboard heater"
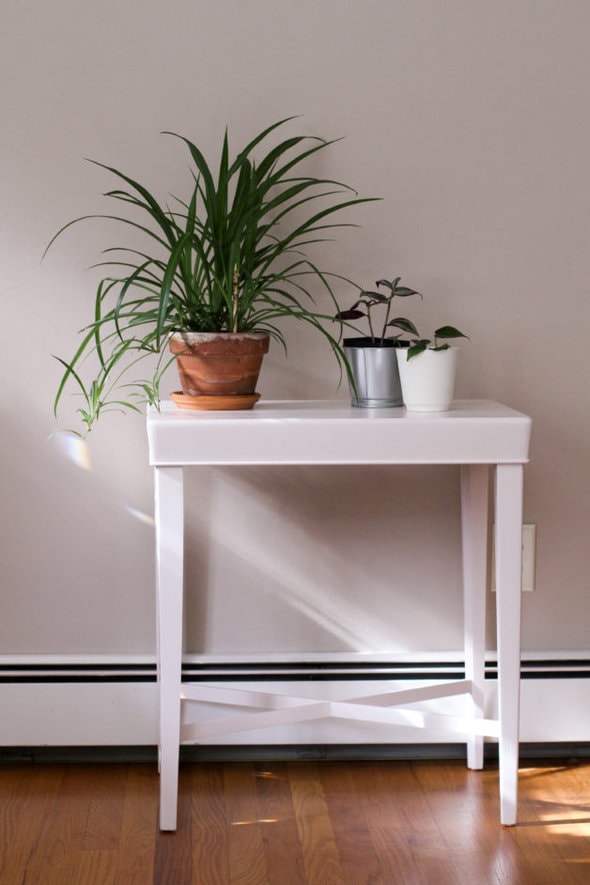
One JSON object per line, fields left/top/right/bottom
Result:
{"left": 2, "top": 657, "right": 590, "bottom": 747}
{"left": 2, "top": 658, "right": 590, "bottom": 684}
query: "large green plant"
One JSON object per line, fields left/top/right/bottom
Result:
{"left": 46, "top": 118, "right": 376, "bottom": 432}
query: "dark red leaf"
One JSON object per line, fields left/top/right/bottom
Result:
{"left": 336, "top": 308, "right": 366, "bottom": 320}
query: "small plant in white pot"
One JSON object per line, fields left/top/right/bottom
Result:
{"left": 335, "top": 277, "right": 421, "bottom": 407}
{"left": 396, "top": 325, "right": 469, "bottom": 412}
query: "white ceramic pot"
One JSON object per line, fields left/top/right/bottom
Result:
{"left": 396, "top": 346, "right": 458, "bottom": 412}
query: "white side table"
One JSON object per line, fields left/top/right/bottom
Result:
{"left": 147, "top": 399, "right": 532, "bottom": 830}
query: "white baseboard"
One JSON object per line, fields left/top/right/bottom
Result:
{"left": 1, "top": 653, "right": 589, "bottom": 747}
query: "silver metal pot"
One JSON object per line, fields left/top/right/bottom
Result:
{"left": 343, "top": 338, "right": 407, "bottom": 408}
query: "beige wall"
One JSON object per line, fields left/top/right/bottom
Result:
{"left": 1, "top": 0, "right": 589, "bottom": 659}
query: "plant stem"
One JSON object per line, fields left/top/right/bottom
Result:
{"left": 367, "top": 305, "right": 375, "bottom": 340}
{"left": 381, "top": 298, "right": 392, "bottom": 345}
{"left": 232, "top": 266, "right": 239, "bottom": 333}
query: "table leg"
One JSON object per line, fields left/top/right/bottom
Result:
{"left": 461, "top": 464, "right": 489, "bottom": 771}
{"left": 495, "top": 463, "right": 524, "bottom": 826}
{"left": 155, "top": 465, "right": 184, "bottom": 831}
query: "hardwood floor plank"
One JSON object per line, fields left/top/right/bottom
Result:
{"left": 344, "top": 761, "right": 420, "bottom": 883}
{"left": 19, "top": 766, "right": 90, "bottom": 884}
{"left": 114, "top": 764, "right": 159, "bottom": 885}
{"left": 288, "top": 762, "right": 347, "bottom": 884}
{"left": 506, "top": 761, "right": 590, "bottom": 885}
{"left": 17, "top": 764, "right": 127, "bottom": 884}
{"left": 82, "top": 764, "right": 127, "bottom": 850}
{"left": 20, "top": 813, "right": 119, "bottom": 885}
{"left": 190, "top": 762, "right": 230, "bottom": 885}
{"left": 318, "top": 761, "right": 384, "bottom": 885}
{"left": 351, "top": 760, "right": 460, "bottom": 883}
{"left": 411, "top": 761, "right": 520, "bottom": 884}
{"left": 223, "top": 763, "right": 270, "bottom": 885}
{"left": 254, "top": 762, "right": 307, "bottom": 885}
{"left": 0, "top": 764, "right": 64, "bottom": 885}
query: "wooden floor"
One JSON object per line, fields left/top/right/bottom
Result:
{"left": 1, "top": 757, "right": 590, "bottom": 884}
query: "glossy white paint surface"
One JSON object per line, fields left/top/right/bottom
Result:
{"left": 148, "top": 399, "right": 531, "bottom": 829}
{"left": 147, "top": 399, "right": 531, "bottom": 466}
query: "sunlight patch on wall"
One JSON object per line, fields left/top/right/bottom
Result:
{"left": 53, "top": 432, "right": 93, "bottom": 472}
{"left": 124, "top": 505, "right": 155, "bottom": 527}
{"left": 208, "top": 518, "right": 399, "bottom": 651}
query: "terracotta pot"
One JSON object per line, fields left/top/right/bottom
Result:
{"left": 169, "top": 332, "right": 270, "bottom": 398}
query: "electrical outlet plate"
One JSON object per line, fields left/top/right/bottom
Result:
{"left": 491, "top": 523, "right": 536, "bottom": 592}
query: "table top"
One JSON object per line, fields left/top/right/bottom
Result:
{"left": 147, "top": 399, "right": 531, "bottom": 467}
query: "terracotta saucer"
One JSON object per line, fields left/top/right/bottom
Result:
{"left": 170, "top": 391, "right": 261, "bottom": 411}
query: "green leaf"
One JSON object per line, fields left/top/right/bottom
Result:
{"left": 387, "top": 317, "right": 419, "bottom": 336}
{"left": 406, "top": 341, "right": 429, "bottom": 360}
{"left": 434, "top": 325, "right": 468, "bottom": 339}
